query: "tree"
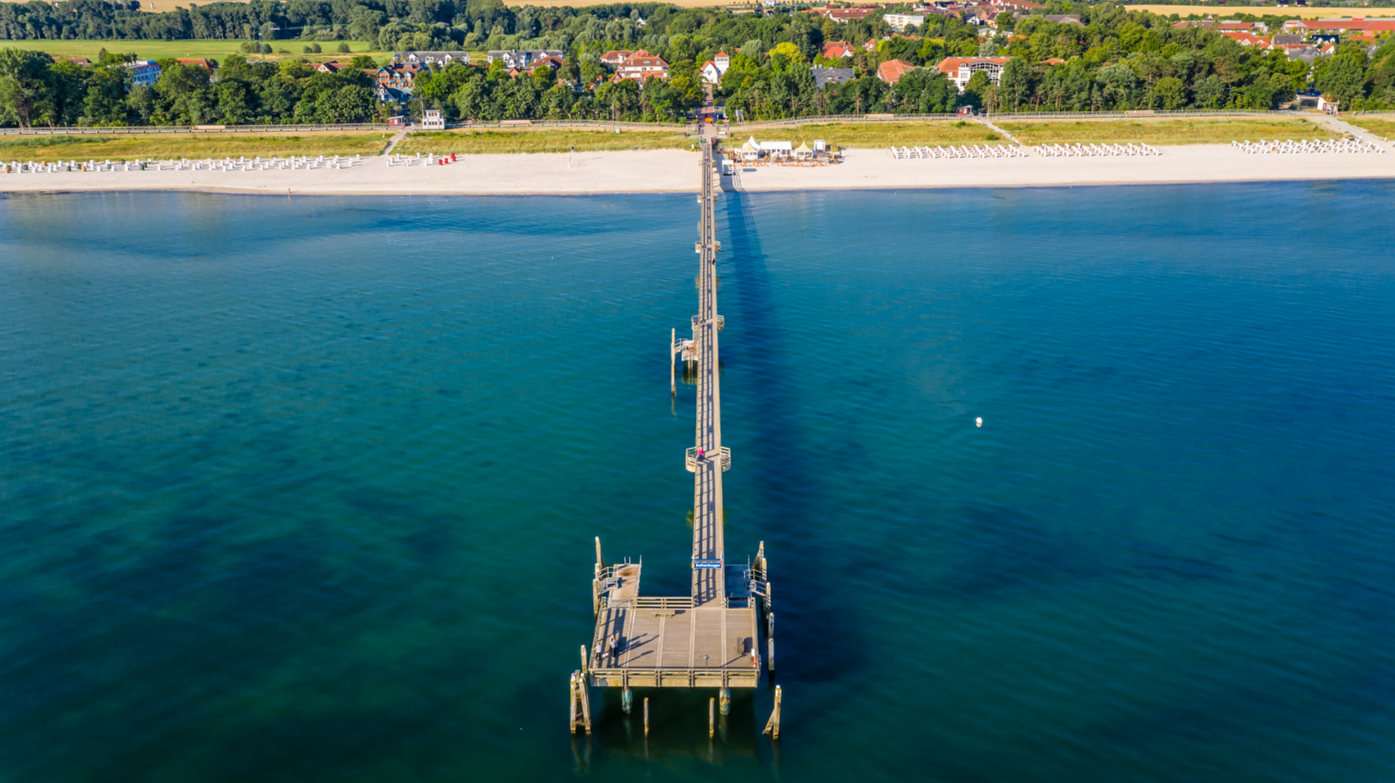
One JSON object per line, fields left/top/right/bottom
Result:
{"left": 0, "top": 48, "right": 56, "bottom": 128}
{"left": 997, "top": 57, "right": 1031, "bottom": 110}
{"left": 961, "top": 69, "right": 991, "bottom": 110}
{"left": 1148, "top": 76, "right": 1185, "bottom": 110}
{"left": 1193, "top": 74, "right": 1227, "bottom": 109}
{"left": 1097, "top": 62, "right": 1138, "bottom": 109}
{"left": 1316, "top": 52, "right": 1367, "bottom": 107}
{"left": 81, "top": 62, "right": 132, "bottom": 126}
{"left": 891, "top": 67, "right": 958, "bottom": 113}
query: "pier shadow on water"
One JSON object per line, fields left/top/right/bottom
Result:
{"left": 719, "top": 192, "right": 863, "bottom": 687}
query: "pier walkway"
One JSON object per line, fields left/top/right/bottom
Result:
{"left": 572, "top": 107, "right": 775, "bottom": 733}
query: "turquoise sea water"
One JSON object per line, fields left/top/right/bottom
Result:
{"left": 2, "top": 183, "right": 1394, "bottom": 782}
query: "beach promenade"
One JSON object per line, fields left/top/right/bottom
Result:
{"left": 2, "top": 141, "right": 1394, "bottom": 196}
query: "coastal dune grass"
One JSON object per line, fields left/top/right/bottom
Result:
{"left": 999, "top": 118, "right": 1337, "bottom": 146}
{"left": 767, "top": 121, "right": 1013, "bottom": 148}
{"left": 0, "top": 132, "right": 388, "bottom": 161}
{"left": 1346, "top": 117, "right": 1395, "bottom": 141}
{"left": 396, "top": 128, "right": 695, "bottom": 155}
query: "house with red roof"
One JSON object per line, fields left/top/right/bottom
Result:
{"left": 877, "top": 58, "right": 916, "bottom": 84}
{"left": 615, "top": 50, "right": 669, "bottom": 82}
{"left": 600, "top": 50, "right": 633, "bottom": 67}
{"left": 701, "top": 52, "right": 731, "bottom": 84}
{"left": 935, "top": 56, "right": 1011, "bottom": 90}
{"left": 1222, "top": 31, "right": 1270, "bottom": 47}
{"left": 376, "top": 63, "right": 421, "bottom": 91}
{"left": 1281, "top": 17, "right": 1395, "bottom": 34}
{"left": 821, "top": 41, "right": 856, "bottom": 59}
{"left": 820, "top": 5, "right": 883, "bottom": 22}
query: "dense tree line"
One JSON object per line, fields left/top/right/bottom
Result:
{"left": 0, "top": 49, "right": 380, "bottom": 126}
{"left": 3, "top": 0, "right": 1395, "bottom": 127}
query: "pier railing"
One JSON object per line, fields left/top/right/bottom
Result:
{"left": 692, "top": 314, "right": 725, "bottom": 332}
{"left": 730, "top": 109, "right": 1315, "bottom": 130}
{"left": 686, "top": 446, "right": 732, "bottom": 473}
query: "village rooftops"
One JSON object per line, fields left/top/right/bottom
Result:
{"left": 600, "top": 50, "right": 632, "bottom": 66}
{"left": 1222, "top": 31, "right": 1270, "bottom": 47}
{"left": 487, "top": 49, "right": 563, "bottom": 69}
{"left": 1282, "top": 17, "right": 1395, "bottom": 33}
{"left": 394, "top": 51, "right": 471, "bottom": 66}
{"left": 820, "top": 4, "right": 882, "bottom": 22}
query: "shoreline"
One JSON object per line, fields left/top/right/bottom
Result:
{"left": 3, "top": 144, "right": 1394, "bottom": 197}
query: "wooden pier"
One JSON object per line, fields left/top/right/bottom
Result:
{"left": 572, "top": 106, "right": 777, "bottom": 736}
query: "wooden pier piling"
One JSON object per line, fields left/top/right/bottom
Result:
{"left": 763, "top": 685, "right": 781, "bottom": 740}
{"left": 569, "top": 672, "right": 593, "bottom": 734}
{"left": 644, "top": 697, "right": 650, "bottom": 737}
{"left": 709, "top": 698, "right": 715, "bottom": 738}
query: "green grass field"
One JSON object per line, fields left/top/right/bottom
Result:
{"left": 0, "top": 39, "right": 386, "bottom": 63}
{"left": 999, "top": 118, "right": 1337, "bottom": 146}
{"left": 1345, "top": 117, "right": 1395, "bottom": 141}
{"left": 396, "top": 128, "right": 697, "bottom": 155}
{"left": 764, "top": 121, "right": 1013, "bottom": 148}
{"left": 0, "top": 131, "right": 390, "bottom": 161}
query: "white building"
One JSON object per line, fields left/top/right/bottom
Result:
{"left": 884, "top": 13, "right": 926, "bottom": 31}
{"left": 700, "top": 51, "right": 730, "bottom": 85}
{"left": 935, "top": 56, "right": 1011, "bottom": 91}
{"left": 420, "top": 109, "right": 445, "bottom": 130}
{"left": 395, "top": 51, "right": 471, "bottom": 67}
{"left": 127, "top": 60, "right": 161, "bottom": 88}
{"left": 615, "top": 50, "right": 669, "bottom": 82}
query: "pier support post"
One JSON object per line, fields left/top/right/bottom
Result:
{"left": 671, "top": 328, "right": 676, "bottom": 396}
{"left": 644, "top": 697, "right": 650, "bottom": 737}
{"left": 622, "top": 686, "right": 633, "bottom": 714}
{"left": 767, "top": 612, "right": 775, "bottom": 673}
{"left": 719, "top": 687, "right": 730, "bottom": 715}
{"left": 580, "top": 644, "right": 588, "bottom": 675}
{"left": 709, "top": 698, "right": 715, "bottom": 738}
{"left": 762, "top": 685, "right": 781, "bottom": 740}
{"left": 569, "top": 672, "right": 593, "bottom": 734}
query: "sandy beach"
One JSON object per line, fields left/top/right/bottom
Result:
{"left": 3, "top": 143, "right": 1394, "bottom": 197}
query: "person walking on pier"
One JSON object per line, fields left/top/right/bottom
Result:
{"left": 606, "top": 634, "right": 619, "bottom": 665}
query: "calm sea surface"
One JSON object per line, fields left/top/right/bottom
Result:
{"left": 2, "top": 183, "right": 1393, "bottom": 782}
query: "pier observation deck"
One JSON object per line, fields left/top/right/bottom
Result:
{"left": 571, "top": 107, "right": 775, "bottom": 733}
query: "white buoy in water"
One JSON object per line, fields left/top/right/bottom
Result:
{"left": 975, "top": 417, "right": 983, "bottom": 428}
